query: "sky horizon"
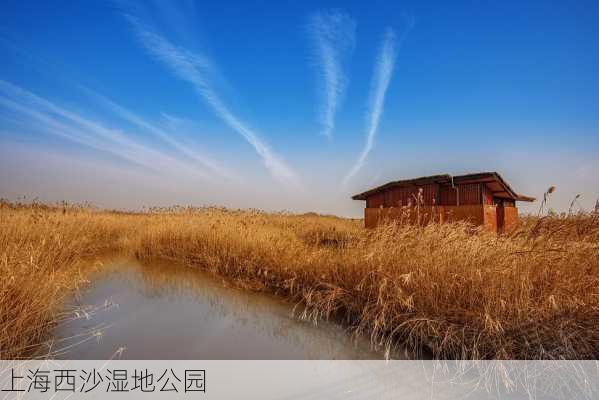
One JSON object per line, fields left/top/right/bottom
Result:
{"left": 1, "top": 1, "right": 598, "bottom": 217}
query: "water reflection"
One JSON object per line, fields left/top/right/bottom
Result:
{"left": 51, "top": 259, "right": 395, "bottom": 359}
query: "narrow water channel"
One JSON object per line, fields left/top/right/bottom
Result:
{"left": 50, "top": 259, "right": 398, "bottom": 359}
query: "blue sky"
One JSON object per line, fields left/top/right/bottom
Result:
{"left": 1, "top": 0, "right": 598, "bottom": 216}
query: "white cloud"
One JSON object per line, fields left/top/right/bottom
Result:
{"left": 308, "top": 10, "right": 356, "bottom": 139}
{"left": 127, "top": 16, "right": 302, "bottom": 191}
{"left": 0, "top": 80, "right": 212, "bottom": 181}
{"left": 83, "top": 88, "right": 237, "bottom": 181}
{"left": 343, "top": 28, "right": 397, "bottom": 185}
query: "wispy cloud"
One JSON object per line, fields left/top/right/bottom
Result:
{"left": 83, "top": 88, "right": 237, "bottom": 181}
{"left": 308, "top": 10, "right": 355, "bottom": 139}
{"left": 343, "top": 28, "right": 399, "bottom": 185}
{"left": 0, "top": 80, "right": 212, "bottom": 180}
{"left": 126, "top": 16, "right": 301, "bottom": 190}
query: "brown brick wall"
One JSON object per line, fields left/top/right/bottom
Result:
{"left": 504, "top": 206, "right": 518, "bottom": 232}
{"left": 364, "top": 207, "right": 439, "bottom": 228}
{"left": 364, "top": 205, "right": 486, "bottom": 229}
{"left": 363, "top": 204, "right": 519, "bottom": 233}
{"left": 483, "top": 205, "right": 497, "bottom": 232}
{"left": 441, "top": 205, "right": 485, "bottom": 224}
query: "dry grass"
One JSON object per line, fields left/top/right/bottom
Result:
{"left": 0, "top": 201, "right": 137, "bottom": 358}
{"left": 1, "top": 199, "right": 598, "bottom": 359}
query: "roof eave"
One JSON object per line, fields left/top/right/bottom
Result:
{"left": 515, "top": 195, "right": 536, "bottom": 202}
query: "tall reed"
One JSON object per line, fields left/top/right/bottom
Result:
{"left": 134, "top": 207, "right": 599, "bottom": 359}
{"left": 2, "top": 200, "right": 598, "bottom": 359}
{"left": 0, "top": 201, "right": 136, "bottom": 358}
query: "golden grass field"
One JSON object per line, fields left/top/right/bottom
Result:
{"left": 1, "top": 199, "right": 598, "bottom": 360}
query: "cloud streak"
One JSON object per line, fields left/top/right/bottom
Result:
{"left": 308, "top": 10, "right": 355, "bottom": 139}
{"left": 127, "top": 17, "right": 301, "bottom": 190}
{"left": 0, "top": 80, "right": 212, "bottom": 180}
{"left": 343, "top": 28, "right": 398, "bottom": 185}
{"left": 83, "top": 89, "right": 237, "bottom": 181}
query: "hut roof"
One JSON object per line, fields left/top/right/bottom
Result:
{"left": 351, "top": 172, "right": 535, "bottom": 202}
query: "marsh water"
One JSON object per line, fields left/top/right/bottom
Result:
{"left": 50, "top": 259, "right": 396, "bottom": 359}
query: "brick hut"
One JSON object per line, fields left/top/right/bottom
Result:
{"left": 352, "top": 172, "right": 535, "bottom": 232}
